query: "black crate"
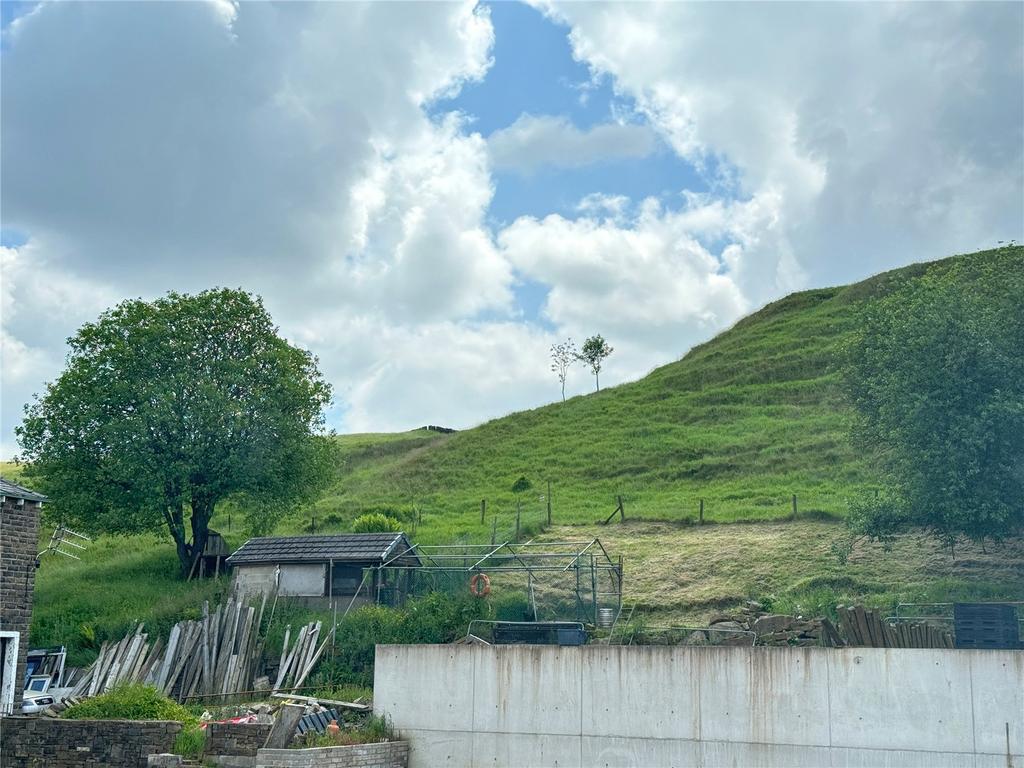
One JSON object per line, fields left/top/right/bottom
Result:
{"left": 954, "top": 603, "right": 1021, "bottom": 649}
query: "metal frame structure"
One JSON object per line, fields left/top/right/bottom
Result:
{"left": 376, "top": 539, "right": 623, "bottom": 626}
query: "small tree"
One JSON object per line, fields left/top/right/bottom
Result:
{"left": 577, "top": 334, "right": 614, "bottom": 392}
{"left": 549, "top": 338, "right": 577, "bottom": 402}
{"left": 17, "top": 289, "right": 334, "bottom": 577}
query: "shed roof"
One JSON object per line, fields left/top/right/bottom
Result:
{"left": 0, "top": 477, "right": 48, "bottom": 503}
{"left": 226, "top": 532, "right": 416, "bottom": 566}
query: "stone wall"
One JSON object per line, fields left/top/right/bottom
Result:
{"left": 205, "top": 722, "right": 273, "bottom": 757}
{"left": 0, "top": 717, "right": 182, "bottom": 767}
{"left": 256, "top": 742, "right": 408, "bottom": 768}
{"left": 0, "top": 495, "right": 41, "bottom": 716}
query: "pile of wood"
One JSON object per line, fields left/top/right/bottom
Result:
{"left": 67, "top": 593, "right": 331, "bottom": 703}
{"left": 836, "top": 605, "right": 954, "bottom": 648}
{"left": 271, "top": 621, "right": 334, "bottom": 694}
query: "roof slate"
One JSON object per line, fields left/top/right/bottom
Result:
{"left": 0, "top": 477, "right": 48, "bottom": 503}
{"left": 226, "top": 532, "right": 413, "bottom": 565}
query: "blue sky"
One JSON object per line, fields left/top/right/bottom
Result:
{"left": 1, "top": 1, "right": 1020, "bottom": 456}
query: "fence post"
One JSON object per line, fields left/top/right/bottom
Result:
{"left": 480, "top": 499, "right": 486, "bottom": 525}
{"left": 617, "top": 495, "right": 624, "bottom": 522}
{"left": 491, "top": 517, "right": 497, "bottom": 546}
{"left": 311, "top": 515, "right": 316, "bottom": 534}
{"left": 546, "top": 480, "right": 552, "bottom": 526}
{"left": 792, "top": 494, "right": 798, "bottom": 519}
{"left": 699, "top": 498, "right": 704, "bottom": 524}
{"left": 515, "top": 500, "right": 521, "bottom": 541}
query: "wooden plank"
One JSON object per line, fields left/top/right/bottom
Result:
{"left": 270, "top": 692, "right": 369, "bottom": 711}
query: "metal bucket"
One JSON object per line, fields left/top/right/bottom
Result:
{"left": 597, "top": 607, "right": 616, "bottom": 628}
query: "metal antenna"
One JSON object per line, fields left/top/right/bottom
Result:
{"left": 37, "top": 524, "right": 91, "bottom": 560}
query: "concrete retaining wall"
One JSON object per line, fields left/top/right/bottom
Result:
{"left": 373, "top": 644, "right": 1023, "bottom": 768}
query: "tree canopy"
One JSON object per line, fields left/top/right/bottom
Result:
{"left": 577, "top": 334, "right": 613, "bottom": 391}
{"left": 843, "top": 247, "right": 1024, "bottom": 547}
{"left": 17, "top": 289, "right": 334, "bottom": 576}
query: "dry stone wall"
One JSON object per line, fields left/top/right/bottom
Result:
{"left": 0, "top": 717, "right": 182, "bottom": 767}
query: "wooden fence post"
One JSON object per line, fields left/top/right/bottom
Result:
{"left": 792, "top": 494, "right": 798, "bottom": 519}
{"left": 699, "top": 498, "right": 704, "bottom": 525}
{"left": 515, "top": 501, "right": 521, "bottom": 540}
{"left": 546, "top": 480, "right": 552, "bottom": 526}
{"left": 311, "top": 515, "right": 316, "bottom": 534}
{"left": 617, "top": 495, "right": 624, "bottom": 522}
{"left": 491, "top": 517, "right": 497, "bottom": 546}
{"left": 480, "top": 499, "right": 486, "bottom": 525}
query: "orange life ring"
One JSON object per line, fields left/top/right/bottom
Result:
{"left": 469, "top": 572, "right": 491, "bottom": 597}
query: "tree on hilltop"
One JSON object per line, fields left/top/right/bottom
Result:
{"left": 549, "top": 338, "right": 577, "bottom": 402}
{"left": 17, "top": 288, "right": 335, "bottom": 577}
{"left": 577, "top": 334, "right": 614, "bottom": 392}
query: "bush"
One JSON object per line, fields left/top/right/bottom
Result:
{"left": 62, "top": 683, "right": 196, "bottom": 724}
{"left": 351, "top": 513, "right": 402, "bottom": 533}
{"left": 309, "top": 593, "right": 490, "bottom": 688}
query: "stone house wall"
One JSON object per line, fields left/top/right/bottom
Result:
{"left": 0, "top": 494, "right": 42, "bottom": 716}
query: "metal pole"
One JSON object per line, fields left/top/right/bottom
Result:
{"left": 590, "top": 553, "right": 598, "bottom": 626}
{"left": 547, "top": 481, "right": 552, "bottom": 526}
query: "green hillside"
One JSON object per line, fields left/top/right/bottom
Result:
{"left": 298, "top": 246, "right": 1019, "bottom": 541}
{"left": 22, "top": 245, "right": 1024, "bottom": 662}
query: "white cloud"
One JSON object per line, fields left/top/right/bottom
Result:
{"left": 0, "top": 1, "right": 511, "bottom": 454}
{"left": 539, "top": 1, "right": 1024, "bottom": 295}
{"left": 488, "top": 113, "right": 656, "bottom": 174}
{"left": 499, "top": 195, "right": 752, "bottom": 382}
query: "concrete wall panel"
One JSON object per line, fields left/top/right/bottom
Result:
{"left": 581, "top": 736, "right": 701, "bottom": 768}
{"left": 473, "top": 646, "right": 581, "bottom": 736}
{"left": 828, "top": 747, "right": 973, "bottom": 767}
{"left": 471, "top": 732, "right": 581, "bottom": 767}
{"left": 375, "top": 645, "right": 1022, "bottom": 768}
{"left": 700, "top": 740, "right": 830, "bottom": 768}
{"left": 827, "top": 649, "right": 974, "bottom": 753}
{"left": 581, "top": 647, "right": 700, "bottom": 741}
{"left": 698, "top": 646, "right": 830, "bottom": 747}
{"left": 401, "top": 728, "right": 473, "bottom": 768}
{"left": 375, "top": 646, "right": 476, "bottom": 732}
{"left": 968, "top": 650, "right": 1024, "bottom": 756}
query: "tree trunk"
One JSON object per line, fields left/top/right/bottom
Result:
{"left": 595, "top": 371, "right": 600, "bottom": 392}
{"left": 561, "top": 379, "right": 565, "bottom": 402}
{"left": 186, "top": 496, "right": 214, "bottom": 580}
{"left": 163, "top": 503, "right": 191, "bottom": 578}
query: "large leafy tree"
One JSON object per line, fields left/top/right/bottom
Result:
{"left": 17, "top": 289, "right": 334, "bottom": 576}
{"left": 843, "top": 247, "right": 1024, "bottom": 547}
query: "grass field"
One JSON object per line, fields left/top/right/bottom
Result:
{"left": 11, "top": 245, "right": 1022, "bottom": 663}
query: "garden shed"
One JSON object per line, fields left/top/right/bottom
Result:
{"left": 225, "top": 532, "right": 420, "bottom": 607}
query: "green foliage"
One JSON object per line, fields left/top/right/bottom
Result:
{"left": 173, "top": 726, "right": 206, "bottom": 759}
{"left": 576, "top": 334, "right": 614, "bottom": 391}
{"left": 351, "top": 513, "right": 402, "bottom": 533}
{"left": 295, "top": 714, "right": 395, "bottom": 748}
{"left": 844, "top": 246, "right": 1024, "bottom": 545}
{"left": 510, "top": 476, "right": 532, "bottom": 495}
{"left": 62, "top": 683, "right": 197, "bottom": 724}
{"left": 312, "top": 593, "right": 490, "bottom": 688}
{"left": 16, "top": 288, "right": 334, "bottom": 576}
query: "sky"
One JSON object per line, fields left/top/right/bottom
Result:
{"left": 1, "top": 1, "right": 1022, "bottom": 459}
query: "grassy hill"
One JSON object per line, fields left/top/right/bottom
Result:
{"left": 16, "top": 245, "right": 1023, "bottom": 663}
{"left": 296, "top": 246, "right": 1019, "bottom": 542}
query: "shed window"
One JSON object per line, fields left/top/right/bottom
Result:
{"left": 331, "top": 564, "right": 366, "bottom": 596}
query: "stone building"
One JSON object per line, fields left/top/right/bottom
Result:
{"left": 0, "top": 477, "right": 45, "bottom": 715}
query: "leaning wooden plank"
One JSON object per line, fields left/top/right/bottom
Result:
{"left": 279, "top": 625, "right": 307, "bottom": 691}
{"left": 156, "top": 624, "right": 182, "bottom": 691}
{"left": 270, "top": 692, "right": 369, "bottom": 712}
{"left": 201, "top": 602, "right": 212, "bottom": 696}
{"left": 272, "top": 625, "right": 292, "bottom": 693}
{"left": 292, "top": 627, "right": 334, "bottom": 691}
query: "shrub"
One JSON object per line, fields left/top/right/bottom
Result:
{"left": 62, "top": 683, "right": 196, "bottom": 724}
{"left": 351, "top": 513, "right": 402, "bottom": 533}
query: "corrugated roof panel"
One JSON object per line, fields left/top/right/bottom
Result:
{"left": 226, "top": 532, "right": 415, "bottom": 565}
